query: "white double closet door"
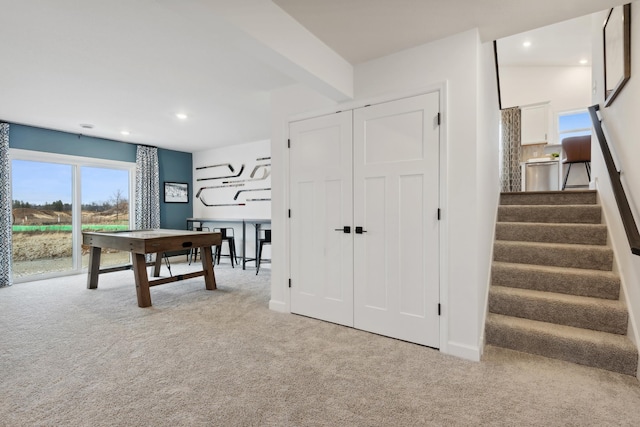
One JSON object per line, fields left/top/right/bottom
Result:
{"left": 289, "top": 92, "right": 440, "bottom": 348}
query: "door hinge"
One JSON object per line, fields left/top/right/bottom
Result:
{"left": 436, "top": 112, "right": 441, "bottom": 125}
{"left": 288, "top": 209, "right": 291, "bottom": 218}
{"left": 438, "top": 303, "right": 441, "bottom": 316}
{"left": 289, "top": 278, "right": 292, "bottom": 288}
{"left": 437, "top": 208, "right": 441, "bottom": 220}
{"left": 287, "top": 139, "right": 290, "bottom": 148}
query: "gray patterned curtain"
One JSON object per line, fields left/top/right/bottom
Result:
{"left": 500, "top": 107, "right": 522, "bottom": 192}
{"left": 1, "top": 123, "right": 13, "bottom": 287}
{"left": 135, "top": 145, "right": 160, "bottom": 230}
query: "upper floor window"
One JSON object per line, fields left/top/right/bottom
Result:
{"left": 558, "top": 110, "right": 591, "bottom": 143}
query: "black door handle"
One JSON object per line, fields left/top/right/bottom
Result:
{"left": 334, "top": 226, "right": 351, "bottom": 233}
{"left": 355, "top": 226, "right": 367, "bottom": 234}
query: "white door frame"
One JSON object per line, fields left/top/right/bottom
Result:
{"left": 284, "top": 82, "right": 449, "bottom": 353}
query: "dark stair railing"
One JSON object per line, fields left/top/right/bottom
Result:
{"left": 588, "top": 104, "right": 640, "bottom": 255}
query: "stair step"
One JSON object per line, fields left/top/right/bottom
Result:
{"left": 485, "top": 313, "right": 638, "bottom": 376}
{"left": 489, "top": 286, "right": 627, "bottom": 334}
{"left": 500, "top": 190, "right": 597, "bottom": 206}
{"left": 494, "top": 241, "right": 613, "bottom": 271}
{"left": 495, "top": 222, "right": 607, "bottom": 245}
{"left": 498, "top": 205, "right": 601, "bottom": 224}
{"left": 491, "top": 262, "right": 620, "bottom": 300}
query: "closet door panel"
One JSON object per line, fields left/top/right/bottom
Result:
{"left": 353, "top": 92, "right": 440, "bottom": 347}
{"left": 289, "top": 111, "right": 354, "bottom": 327}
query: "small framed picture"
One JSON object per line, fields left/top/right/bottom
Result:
{"left": 164, "top": 182, "right": 189, "bottom": 203}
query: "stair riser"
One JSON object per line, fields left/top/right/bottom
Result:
{"left": 500, "top": 191, "right": 597, "bottom": 206}
{"left": 489, "top": 290, "right": 628, "bottom": 334}
{"left": 494, "top": 243, "right": 613, "bottom": 271}
{"left": 498, "top": 206, "right": 601, "bottom": 224}
{"left": 485, "top": 321, "right": 637, "bottom": 376}
{"left": 491, "top": 264, "right": 620, "bottom": 300}
{"left": 495, "top": 223, "right": 607, "bottom": 246}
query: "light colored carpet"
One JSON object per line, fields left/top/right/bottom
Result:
{"left": 2, "top": 260, "right": 640, "bottom": 426}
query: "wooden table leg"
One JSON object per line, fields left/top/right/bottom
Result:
{"left": 201, "top": 246, "right": 217, "bottom": 290}
{"left": 132, "top": 253, "right": 152, "bottom": 307}
{"left": 86, "top": 246, "right": 102, "bottom": 289}
{"left": 153, "top": 252, "right": 163, "bottom": 277}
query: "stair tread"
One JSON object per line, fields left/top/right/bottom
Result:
{"left": 491, "top": 261, "right": 620, "bottom": 300}
{"left": 500, "top": 191, "right": 597, "bottom": 206}
{"left": 496, "top": 221, "right": 607, "bottom": 228}
{"left": 490, "top": 285, "right": 625, "bottom": 310}
{"left": 497, "top": 204, "right": 602, "bottom": 224}
{"left": 500, "top": 204, "right": 600, "bottom": 208}
{"left": 501, "top": 190, "right": 597, "bottom": 195}
{"left": 492, "top": 261, "right": 618, "bottom": 279}
{"left": 495, "top": 240, "right": 612, "bottom": 251}
{"left": 487, "top": 313, "right": 636, "bottom": 350}
{"left": 493, "top": 241, "right": 613, "bottom": 271}
{"left": 489, "top": 285, "right": 627, "bottom": 334}
{"left": 495, "top": 223, "right": 608, "bottom": 245}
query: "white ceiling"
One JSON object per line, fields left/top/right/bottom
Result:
{"left": 497, "top": 15, "right": 594, "bottom": 67}
{"left": 273, "top": 0, "right": 624, "bottom": 64}
{"left": 0, "top": 0, "right": 628, "bottom": 153}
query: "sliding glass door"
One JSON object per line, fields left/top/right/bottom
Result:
{"left": 80, "top": 166, "right": 131, "bottom": 269}
{"left": 11, "top": 160, "right": 74, "bottom": 278}
{"left": 10, "top": 150, "right": 134, "bottom": 282}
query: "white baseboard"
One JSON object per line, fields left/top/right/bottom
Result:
{"left": 445, "top": 341, "right": 481, "bottom": 361}
{"left": 269, "top": 299, "right": 287, "bottom": 312}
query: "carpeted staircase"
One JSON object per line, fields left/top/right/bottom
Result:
{"left": 485, "top": 190, "right": 638, "bottom": 376}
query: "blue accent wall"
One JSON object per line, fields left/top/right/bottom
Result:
{"left": 158, "top": 148, "right": 193, "bottom": 229}
{"left": 9, "top": 124, "right": 137, "bottom": 161}
{"left": 8, "top": 123, "right": 192, "bottom": 228}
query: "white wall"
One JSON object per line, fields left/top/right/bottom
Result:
{"left": 590, "top": 6, "right": 640, "bottom": 361}
{"left": 269, "top": 29, "right": 501, "bottom": 361}
{"left": 192, "top": 139, "right": 271, "bottom": 263}
{"left": 500, "top": 65, "right": 592, "bottom": 145}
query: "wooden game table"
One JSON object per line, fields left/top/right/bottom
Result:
{"left": 83, "top": 229, "right": 222, "bottom": 307}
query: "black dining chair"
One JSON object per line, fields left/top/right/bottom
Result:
{"left": 213, "top": 228, "right": 239, "bottom": 268}
{"left": 561, "top": 135, "right": 591, "bottom": 190}
{"left": 256, "top": 229, "right": 271, "bottom": 275}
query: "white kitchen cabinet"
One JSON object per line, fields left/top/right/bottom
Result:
{"left": 521, "top": 103, "right": 549, "bottom": 145}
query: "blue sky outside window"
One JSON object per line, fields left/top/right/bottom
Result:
{"left": 559, "top": 111, "right": 591, "bottom": 143}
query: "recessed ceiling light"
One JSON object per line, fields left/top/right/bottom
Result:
{"left": 522, "top": 41, "right": 532, "bottom": 48}
{"left": 121, "top": 130, "right": 130, "bottom": 136}
{"left": 80, "top": 123, "right": 94, "bottom": 129}
{"left": 579, "top": 59, "right": 588, "bottom": 65}
{"left": 176, "top": 113, "right": 188, "bottom": 120}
